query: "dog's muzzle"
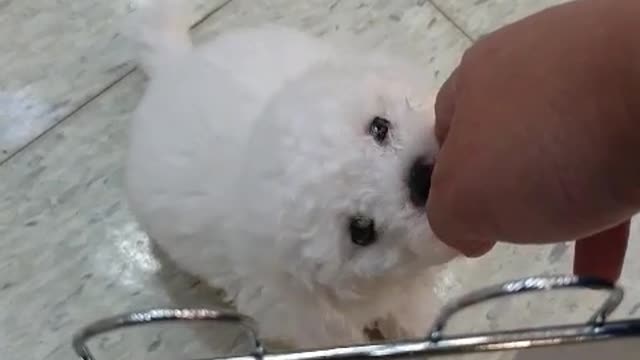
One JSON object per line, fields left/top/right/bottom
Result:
{"left": 407, "top": 156, "right": 433, "bottom": 208}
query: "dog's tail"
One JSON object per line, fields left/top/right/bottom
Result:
{"left": 123, "top": 0, "right": 193, "bottom": 76}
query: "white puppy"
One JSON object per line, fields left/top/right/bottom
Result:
{"left": 125, "top": 0, "right": 457, "bottom": 349}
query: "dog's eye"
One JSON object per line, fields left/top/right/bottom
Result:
{"left": 349, "top": 216, "right": 377, "bottom": 246}
{"left": 368, "top": 117, "right": 391, "bottom": 144}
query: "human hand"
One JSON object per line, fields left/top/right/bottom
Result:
{"left": 427, "top": 0, "right": 640, "bottom": 281}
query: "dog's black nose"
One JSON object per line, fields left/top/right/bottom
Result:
{"left": 407, "top": 157, "right": 433, "bottom": 208}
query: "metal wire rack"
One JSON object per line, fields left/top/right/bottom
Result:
{"left": 72, "top": 275, "right": 640, "bottom": 360}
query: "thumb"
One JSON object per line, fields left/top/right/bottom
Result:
{"left": 433, "top": 67, "right": 458, "bottom": 145}
{"left": 428, "top": 68, "right": 497, "bottom": 257}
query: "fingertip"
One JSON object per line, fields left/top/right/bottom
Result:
{"left": 461, "top": 239, "right": 497, "bottom": 257}
{"left": 426, "top": 185, "right": 497, "bottom": 259}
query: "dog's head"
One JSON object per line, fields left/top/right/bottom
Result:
{"left": 232, "top": 55, "right": 457, "bottom": 299}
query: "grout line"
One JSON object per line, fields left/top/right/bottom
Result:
{"left": 428, "top": 0, "right": 475, "bottom": 42}
{"left": 192, "top": 0, "right": 234, "bottom": 29}
{"left": 0, "top": 0, "right": 235, "bottom": 167}
{"left": 0, "top": 67, "right": 136, "bottom": 167}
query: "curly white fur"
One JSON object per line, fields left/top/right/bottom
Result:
{"left": 125, "top": 0, "right": 457, "bottom": 349}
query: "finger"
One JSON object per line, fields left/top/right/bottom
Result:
{"left": 427, "top": 123, "right": 498, "bottom": 257}
{"left": 429, "top": 67, "right": 498, "bottom": 257}
{"left": 434, "top": 67, "right": 459, "bottom": 145}
{"left": 573, "top": 220, "right": 630, "bottom": 283}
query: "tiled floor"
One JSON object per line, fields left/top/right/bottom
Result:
{"left": 1, "top": 1, "right": 639, "bottom": 360}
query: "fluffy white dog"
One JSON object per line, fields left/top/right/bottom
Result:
{"left": 125, "top": 0, "right": 457, "bottom": 349}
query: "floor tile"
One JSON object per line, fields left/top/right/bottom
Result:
{"left": 191, "top": 0, "right": 472, "bottom": 91}
{"left": 0, "top": 0, "right": 230, "bottom": 163}
{"left": 0, "top": 71, "right": 253, "bottom": 360}
{"left": 431, "top": 0, "right": 572, "bottom": 39}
